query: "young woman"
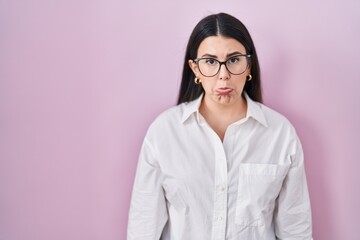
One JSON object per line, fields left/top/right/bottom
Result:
{"left": 128, "top": 13, "right": 312, "bottom": 240}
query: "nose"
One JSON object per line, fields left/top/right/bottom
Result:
{"left": 218, "top": 63, "right": 230, "bottom": 80}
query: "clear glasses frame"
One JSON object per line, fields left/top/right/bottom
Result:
{"left": 193, "top": 54, "right": 251, "bottom": 77}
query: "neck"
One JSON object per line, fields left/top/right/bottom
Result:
{"left": 199, "top": 94, "right": 247, "bottom": 141}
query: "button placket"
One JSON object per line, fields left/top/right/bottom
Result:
{"left": 211, "top": 143, "right": 228, "bottom": 240}
{"left": 202, "top": 121, "right": 229, "bottom": 240}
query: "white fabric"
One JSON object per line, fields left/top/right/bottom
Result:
{"left": 128, "top": 93, "right": 312, "bottom": 240}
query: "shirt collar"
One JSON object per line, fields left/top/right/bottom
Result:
{"left": 181, "top": 94, "right": 203, "bottom": 124}
{"left": 244, "top": 93, "right": 268, "bottom": 127}
{"left": 181, "top": 92, "right": 268, "bottom": 127}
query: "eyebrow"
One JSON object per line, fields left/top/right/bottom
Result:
{"left": 201, "top": 51, "right": 244, "bottom": 58}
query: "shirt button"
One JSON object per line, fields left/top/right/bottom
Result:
{"left": 217, "top": 216, "right": 223, "bottom": 221}
{"left": 217, "top": 185, "right": 225, "bottom": 192}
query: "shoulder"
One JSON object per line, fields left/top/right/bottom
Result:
{"left": 259, "top": 103, "right": 298, "bottom": 136}
{"left": 261, "top": 103, "right": 290, "bottom": 124}
{"left": 152, "top": 103, "right": 185, "bottom": 125}
{"left": 255, "top": 103, "right": 303, "bottom": 157}
{"left": 145, "top": 103, "right": 187, "bottom": 136}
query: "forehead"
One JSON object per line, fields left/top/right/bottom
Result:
{"left": 197, "top": 35, "right": 246, "bottom": 57}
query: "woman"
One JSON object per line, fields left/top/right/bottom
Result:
{"left": 128, "top": 13, "right": 312, "bottom": 240}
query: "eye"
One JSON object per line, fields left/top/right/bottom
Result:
{"left": 205, "top": 58, "right": 217, "bottom": 65}
{"left": 227, "top": 56, "right": 240, "bottom": 64}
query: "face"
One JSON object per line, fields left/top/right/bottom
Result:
{"left": 189, "top": 35, "right": 250, "bottom": 107}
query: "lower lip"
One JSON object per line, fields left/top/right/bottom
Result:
{"left": 216, "top": 88, "right": 233, "bottom": 95}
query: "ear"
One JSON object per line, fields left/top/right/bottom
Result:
{"left": 247, "top": 60, "right": 252, "bottom": 76}
{"left": 188, "top": 59, "right": 199, "bottom": 76}
{"left": 247, "top": 67, "right": 251, "bottom": 76}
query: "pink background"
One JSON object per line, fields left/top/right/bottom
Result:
{"left": 1, "top": 0, "right": 359, "bottom": 239}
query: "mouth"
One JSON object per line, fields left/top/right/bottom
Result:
{"left": 216, "top": 87, "right": 233, "bottom": 95}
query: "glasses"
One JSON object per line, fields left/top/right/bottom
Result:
{"left": 193, "top": 54, "right": 251, "bottom": 77}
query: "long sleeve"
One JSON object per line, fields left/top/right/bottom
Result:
{"left": 127, "top": 138, "right": 168, "bottom": 240}
{"left": 274, "top": 136, "right": 312, "bottom": 239}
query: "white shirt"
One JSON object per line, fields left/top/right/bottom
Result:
{"left": 128, "top": 94, "right": 312, "bottom": 240}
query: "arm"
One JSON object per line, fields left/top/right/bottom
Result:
{"left": 274, "top": 136, "right": 313, "bottom": 240}
{"left": 127, "top": 138, "right": 168, "bottom": 240}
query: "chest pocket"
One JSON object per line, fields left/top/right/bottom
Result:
{"left": 235, "top": 163, "right": 290, "bottom": 227}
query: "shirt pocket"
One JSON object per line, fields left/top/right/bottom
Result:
{"left": 235, "top": 163, "right": 290, "bottom": 227}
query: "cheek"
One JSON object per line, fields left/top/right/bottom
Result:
{"left": 200, "top": 80, "right": 211, "bottom": 91}
{"left": 200, "top": 78, "right": 215, "bottom": 92}
{"left": 234, "top": 76, "right": 247, "bottom": 88}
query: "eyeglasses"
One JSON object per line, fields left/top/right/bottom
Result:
{"left": 193, "top": 54, "right": 251, "bottom": 77}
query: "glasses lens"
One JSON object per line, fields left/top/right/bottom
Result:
{"left": 226, "top": 55, "right": 249, "bottom": 75}
{"left": 197, "top": 58, "right": 220, "bottom": 77}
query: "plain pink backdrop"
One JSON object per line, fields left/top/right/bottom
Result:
{"left": 1, "top": 0, "right": 359, "bottom": 239}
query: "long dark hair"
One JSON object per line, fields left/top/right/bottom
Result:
{"left": 177, "top": 13, "right": 262, "bottom": 104}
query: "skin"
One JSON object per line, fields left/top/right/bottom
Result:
{"left": 188, "top": 35, "right": 251, "bottom": 141}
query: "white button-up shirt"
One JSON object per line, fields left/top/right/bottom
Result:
{"left": 128, "top": 94, "right": 312, "bottom": 240}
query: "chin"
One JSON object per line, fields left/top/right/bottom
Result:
{"left": 215, "top": 95, "right": 234, "bottom": 104}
